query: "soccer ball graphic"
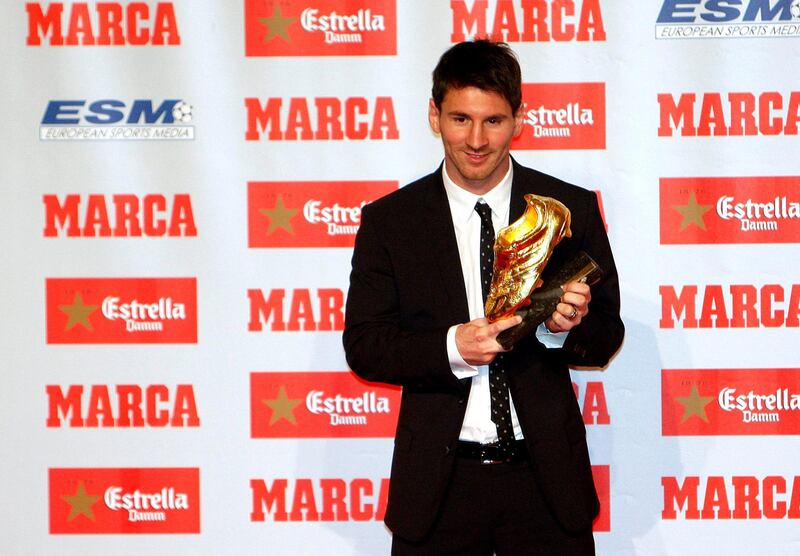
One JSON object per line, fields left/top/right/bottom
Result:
{"left": 172, "top": 101, "right": 193, "bottom": 123}
{"left": 792, "top": 0, "right": 800, "bottom": 19}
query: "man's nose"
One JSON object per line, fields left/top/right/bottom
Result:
{"left": 466, "top": 123, "right": 488, "bottom": 150}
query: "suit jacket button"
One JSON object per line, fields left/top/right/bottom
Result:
{"left": 458, "top": 397, "right": 465, "bottom": 404}
{"left": 444, "top": 446, "right": 451, "bottom": 456}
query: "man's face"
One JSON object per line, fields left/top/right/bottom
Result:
{"left": 429, "top": 86, "right": 524, "bottom": 195}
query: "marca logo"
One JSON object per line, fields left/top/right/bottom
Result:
{"left": 659, "top": 284, "right": 800, "bottom": 328}
{"left": 43, "top": 193, "right": 197, "bottom": 237}
{"left": 49, "top": 468, "right": 199, "bottom": 533}
{"left": 660, "top": 177, "right": 800, "bottom": 244}
{"left": 512, "top": 83, "right": 605, "bottom": 150}
{"left": 592, "top": 465, "right": 610, "bottom": 532}
{"left": 248, "top": 466, "right": 610, "bottom": 527}
{"left": 658, "top": 91, "right": 800, "bottom": 137}
{"left": 247, "top": 288, "right": 344, "bottom": 332}
{"left": 662, "top": 369, "right": 800, "bottom": 435}
{"left": 450, "top": 0, "right": 606, "bottom": 42}
{"left": 26, "top": 2, "right": 180, "bottom": 46}
{"left": 47, "top": 384, "right": 200, "bottom": 428}
{"left": 656, "top": 0, "right": 800, "bottom": 39}
{"left": 662, "top": 475, "right": 800, "bottom": 519}
{"left": 244, "top": 0, "right": 396, "bottom": 56}
{"left": 247, "top": 181, "right": 396, "bottom": 247}
{"left": 573, "top": 381, "right": 610, "bottom": 425}
{"left": 46, "top": 277, "right": 197, "bottom": 343}
{"left": 250, "top": 476, "right": 389, "bottom": 522}
{"left": 40, "top": 99, "right": 194, "bottom": 141}
{"left": 250, "top": 371, "right": 400, "bottom": 438}
{"left": 244, "top": 96, "right": 398, "bottom": 141}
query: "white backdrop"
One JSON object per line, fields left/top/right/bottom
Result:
{"left": 3, "top": 1, "right": 800, "bottom": 554}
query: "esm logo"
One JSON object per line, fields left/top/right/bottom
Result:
{"left": 656, "top": 0, "right": 800, "bottom": 39}
{"left": 658, "top": 0, "right": 799, "bottom": 23}
{"left": 41, "top": 99, "right": 194, "bottom": 141}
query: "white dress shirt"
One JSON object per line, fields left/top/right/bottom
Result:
{"left": 441, "top": 161, "right": 567, "bottom": 443}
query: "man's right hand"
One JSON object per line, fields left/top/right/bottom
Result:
{"left": 455, "top": 315, "right": 522, "bottom": 366}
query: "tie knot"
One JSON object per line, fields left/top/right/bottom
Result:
{"left": 474, "top": 201, "right": 492, "bottom": 223}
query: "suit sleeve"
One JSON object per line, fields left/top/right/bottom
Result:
{"left": 342, "top": 204, "right": 463, "bottom": 391}
{"left": 559, "top": 193, "right": 624, "bottom": 368}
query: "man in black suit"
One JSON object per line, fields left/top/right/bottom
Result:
{"left": 343, "top": 40, "right": 623, "bottom": 555}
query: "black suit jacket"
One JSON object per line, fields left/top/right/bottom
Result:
{"left": 343, "top": 159, "right": 624, "bottom": 541}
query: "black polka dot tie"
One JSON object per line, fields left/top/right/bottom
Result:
{"left": 474, "top": 201, "right": 515, "bottom": 450}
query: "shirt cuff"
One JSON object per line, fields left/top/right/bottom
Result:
{"left": 447, "top": 325, "right": 478, "bottom": 379}
{"left": 536, "top": 322, "right": 568, "bottom": 349}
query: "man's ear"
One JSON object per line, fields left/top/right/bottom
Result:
{"left": 428, "top": 98, "right": 441, "bottom": 134}
{"left": 513, "top": 102, "right": 526, "bottom": 137}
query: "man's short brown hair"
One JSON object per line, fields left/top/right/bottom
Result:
{"left": 431, "top": 39, "right": 522, "bottom": 113}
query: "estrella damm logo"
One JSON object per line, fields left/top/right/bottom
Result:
{"left": 247, "top": 180, "right": 396, "bottom": 247}
{"left": 250, "top": 371, "right": 401, "bottom": 438}
{"left": 244, "top": 0, "right": 396, "bottom": 56}
{"left": 49, "top": 468, "right": 200, "bottom": 533}
{"left": 660, "top": 176, "right": 800, "bottom": 244}
{"left": 46, "top": 277, "right": 198, "bottom": 344}
{"left": 512, "top": 83, "right": 605, "bottom": 150}
{"left": 662, "top": 368, "right": 800, "bottom": 435}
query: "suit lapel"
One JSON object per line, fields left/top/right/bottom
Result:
{"left": 434, "top": 158, "right": 534, "bottom": 319}
{"left": 422, "top": 171, "right": 470, "bottom": 325}
{"left": 509, "top": 159, "right": 535, "bottom": 222}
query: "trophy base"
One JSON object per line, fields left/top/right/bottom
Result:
{"left": 496, "top": 251, "right": 602, "bottom": 350}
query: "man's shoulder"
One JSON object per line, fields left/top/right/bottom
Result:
{"left": 364, "top": 168, "right": 442, "bottom": 215}
{"left": 513, "top": 162, "right": 594, "bottom": 202}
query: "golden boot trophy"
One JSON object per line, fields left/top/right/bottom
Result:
{"left": 484, "top": 194, "right": 602, "bottom": 349}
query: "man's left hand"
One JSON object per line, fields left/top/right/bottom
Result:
{"left": 544, "top": 281, "right": 591, "bottom": 333}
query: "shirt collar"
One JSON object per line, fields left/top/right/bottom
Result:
{"left": 441, "top": 161, "right": 513, "bottom": 225}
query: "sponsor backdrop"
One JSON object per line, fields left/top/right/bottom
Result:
{"left": 2, "top": 1, "right": 800, "bottom": 554}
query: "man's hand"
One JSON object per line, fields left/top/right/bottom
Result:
{"left": 455, "top": 315, "right": 522, "bottom": 366}
{"left": 544, "top": 281, "right": 591, "bottom": 333}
